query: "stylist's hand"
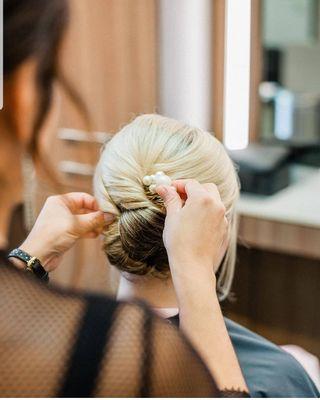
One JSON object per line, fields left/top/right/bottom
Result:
{"left": 20, "top": 192, "right": 113, "bottom": 272}
{"left": 157, "top": 181, "right": 248, "bottom": 392}
{"left": 156, "top": 180, "right": 228, "bottom": 282}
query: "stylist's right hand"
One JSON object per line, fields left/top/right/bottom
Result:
{"left": 20, "top": 192, "right": 113, "bottom": 271}
{"left": 156, "top": 180, "right": 228, "bottom": 281}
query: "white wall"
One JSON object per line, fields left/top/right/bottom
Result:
{"left": 158, "top": 0, "right": 213, "bottom": 131}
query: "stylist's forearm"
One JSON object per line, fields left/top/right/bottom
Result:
{"left": 171, "top": 260, "right": 248, "bottom": 392}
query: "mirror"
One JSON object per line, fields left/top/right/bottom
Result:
{"left": 259, "top": 0, "right": 320, "bottom": 147}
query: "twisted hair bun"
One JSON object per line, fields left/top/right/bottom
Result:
{"left": 106, "top": 207, "right": 169, "bottom": 277}
{"left": 94, "top": 114, "right": 239, "bottom": 299}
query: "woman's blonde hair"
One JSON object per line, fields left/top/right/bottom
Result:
{"left": 94, "top": 114, "right": 240, "bottom": 300}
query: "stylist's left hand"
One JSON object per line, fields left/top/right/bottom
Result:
{"left": 19, "top": 192, "right": 113, "bottom": 272}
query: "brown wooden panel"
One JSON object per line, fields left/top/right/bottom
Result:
{"left": 238, "top": 215, "right": 320, "bottom": 260}
{"left": 212, "top": 0, "right": 225, "bottom": 141}
{"left": 249, "top": 0, "right": 262, "bottom": 142}
{"left": 224, "top": 245, "right": 320, "bottom": 358}
{"left": 35, "top": 0, "right": 157, "bottom": 292}
{"left": 59, "top": 0, "right": 157, "bottom": 132}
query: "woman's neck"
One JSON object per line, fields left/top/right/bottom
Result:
{"left": 117, "top": 273, "right": 179, "bottom": 309}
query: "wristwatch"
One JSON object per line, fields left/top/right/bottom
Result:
{"left": 8, "top": 248, "right": 49, "bottom": 282}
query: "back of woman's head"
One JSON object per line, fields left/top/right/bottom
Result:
{"left": 94, "top": 114, "right": 239, "bottom": 299}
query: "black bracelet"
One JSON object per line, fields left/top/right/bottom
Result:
{"left": 8, "top": 248, "right": 49, "bottom": 283}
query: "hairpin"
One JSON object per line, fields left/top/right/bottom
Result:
{"left": 143, "top": 171, "right": 172, "bottom": 194}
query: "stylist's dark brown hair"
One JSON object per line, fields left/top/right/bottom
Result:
{"left": 4, "top": 0, "right": 89, "bottom": 160}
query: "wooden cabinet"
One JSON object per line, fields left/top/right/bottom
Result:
{"left": 224, "top": 244, "right": 320, "bottom": 358}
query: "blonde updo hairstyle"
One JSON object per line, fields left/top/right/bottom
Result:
{"left": 94, "top": 114, "right": 240, "bottom": 300}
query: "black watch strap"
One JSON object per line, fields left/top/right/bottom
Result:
{"left": 8, "top": 248, "right": 49, "bottom": 282}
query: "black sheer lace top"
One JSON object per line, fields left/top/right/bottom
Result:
{"left": 0, "top": 251, "right": 249, "bottom": 397}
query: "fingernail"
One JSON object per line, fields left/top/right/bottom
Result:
{"left": 104, "top": 213, "right": 115, "bottom": 223}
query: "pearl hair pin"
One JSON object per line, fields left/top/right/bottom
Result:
{"left": 143, "top": 171, "right": 172, "bottom": 194}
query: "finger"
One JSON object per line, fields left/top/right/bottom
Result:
{"left": 76, "top": 210, "right": 114, "bottom": 225}
{"left": 71, "top": 208, "right": 98, "bottom": 215}
{"left": 170, "top": 180, "right": 187, "bottom": 201}
{"left": 172, "top": 179, "right": 200, "bottom": 194}
{"left": 156, "top": 185, "right": 182, "bottom": 215}
{"left": 176, "top": 180, "right": 209, "bottom": 207}
{"left": 202, "top": 183, "right": 220, "bottom": 198}
{"left": 83, "top": 231, "right": 100, "bottom": 239}
{"left": 61, "top": 192, "right": 100, "bottom": 213}
{"left": 76, "top": 210, "right": 105, "bottom": 235}
{"left": 171, "top": 179, "right": 203, "bottom": 203}
{"left": 173, "top": 180, "right": 225, "bottom": 210}
{"left": 172, "top": 180, "right": 217, "bottom": 203}
{"left": 172, "top": 179, "right": 207, "bottom": 199}
{"left": 104, "top": 212, "right": 115, "bottom": 225}
{"left": 202, "top": 184, "right": 227, "bottom": 219}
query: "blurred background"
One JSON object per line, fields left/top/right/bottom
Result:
{"left": 6, "top": 0, "right": 320, "bottom": 360}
